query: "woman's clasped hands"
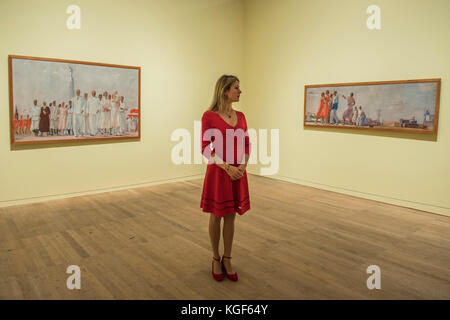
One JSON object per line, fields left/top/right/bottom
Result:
{"left": 226, "top": 163, "right": 247, "bottom": 181}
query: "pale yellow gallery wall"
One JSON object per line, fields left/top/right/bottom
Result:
{"left": 0, "top": 0, "right": 244, "bottom": 206}
{"left": 242, "top": 0, "right": 450, "bottom": 216}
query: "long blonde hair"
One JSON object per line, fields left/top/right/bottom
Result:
{"left": 209, "top": 75, "right": 239, "bottom": 112}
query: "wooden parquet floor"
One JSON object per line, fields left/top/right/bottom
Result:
{"left": 0, "top": 174, "right": 449, "bottom": 299}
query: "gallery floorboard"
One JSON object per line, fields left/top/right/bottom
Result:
{"left": 0, "top": 174, "right": 449, "bottom": 299}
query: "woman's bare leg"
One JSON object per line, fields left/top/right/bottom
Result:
{"left": 209, "top": 213, "right": 222, "bottom": 273}
{"left": 222, "top": 213, "right": 236, "bottom": 273}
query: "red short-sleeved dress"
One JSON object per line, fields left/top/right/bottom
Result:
{"left": 200, "top": 110, "right": 251, "bottom": 217}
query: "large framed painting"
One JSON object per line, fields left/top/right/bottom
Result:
{"left": 9, "top": 55, "right": 141, "bottom": 145}
{"left": 304, "top": 79, "right": 441, "bottom": 134}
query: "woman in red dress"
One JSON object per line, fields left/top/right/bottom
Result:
{"left": 201, "top": 75, "right": 250, "bottom": 282}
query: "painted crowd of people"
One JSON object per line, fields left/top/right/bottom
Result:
{"left": 14, "top": 90, "right": 139, "bottom": 138}
{"left": 314, "top": 90, "right": 366, "bottom": 126}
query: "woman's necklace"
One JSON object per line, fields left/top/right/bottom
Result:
{"left": 224, "top": 110, "right": 233, "bottom": 118}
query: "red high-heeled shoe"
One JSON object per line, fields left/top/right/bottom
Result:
{"left": 221, "top": 255, "right": 238, "bottom": 281}
{"left": 212, "top": 256, "right": 224, "bottom": 281}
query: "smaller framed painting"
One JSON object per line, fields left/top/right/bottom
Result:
{"left": 9, "top": 55, "right": 141, "bottom": 145}
{"left": 304, "top": 78, "right": 441, "bottom": 134}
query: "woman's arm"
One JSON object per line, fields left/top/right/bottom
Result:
{"left": 239, "top": 112, "right": 251, "bottom": 171}
{"left": 238, "top": 153, "right": 250, "bottom": 171}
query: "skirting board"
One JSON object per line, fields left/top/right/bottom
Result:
{"left": 0, "top": 174, "right": 205, "bottom": 208}
{"left": 3, "top": 170, "right": 449, "bottom": 218}
{"left": 246, "top": 169, "right": 450, "bottom": 218}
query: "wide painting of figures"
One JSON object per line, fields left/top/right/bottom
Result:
{"left": 304, "top": 79, "right": 440, "bottom": 134}
{"left": 9, "top": 55, "right": 140, "bottom": 145}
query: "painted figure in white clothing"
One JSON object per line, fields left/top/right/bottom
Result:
{"left": 31, "top": 99, "right": 41, "bottom": 136}
{"left": 50, "top": 101, "right": 58, "bottom": 135}
{"left": 97, "top": 93, "right": 103, "bottom": 131}
{"left": 356, "top": 106, "right": 363, "bottom": 126}
{"left": 58, "top": 102, "right": 68, "bottom": 135}
{"left": 111, "top": 93, "right": 120, "bottom": 135}
{"left": 87, "top": 90, "right": 100, "bottom": 136}
{"left": 66, "top": 100, "right": 74, "bottom": 136}
{"left": 101, "top": 94, "right": 112, "bottom": 135}
{"left": 83, "top": 93, "right": 89, "bottom": 136}
{"left": 72, "top": 89, "right": 84, "bottom": 137}
{"left": 352, "top": 105, "right": 359, "bottom": 125}
{"left": 119, "top": 96, "right": 128, "bottom": 135}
